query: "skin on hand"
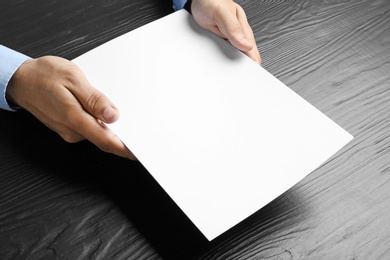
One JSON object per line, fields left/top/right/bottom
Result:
{"left": 5, "top": 1, "right": 259, "bottom": 160}
{"left": 6, "top": 56, "right": 136, "bottom": 160}
{"left": 191, "top": 0, "right": 261, "bottom": 64}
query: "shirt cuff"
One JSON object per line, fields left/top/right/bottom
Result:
{"left": 0, "top": 45, "right": 31, "bottom": 111}
{"left": 172, "top": 0, "right": 188, "bottom": 10}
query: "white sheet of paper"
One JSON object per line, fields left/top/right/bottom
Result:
{"left": 73, "top": 10, "right": 353, "bottom": 241}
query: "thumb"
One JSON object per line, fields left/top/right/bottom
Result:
{"left": 216, "top": 14, "right": 253, "bottom": 53}
{"left": 214, "top": 4, "right": 253, "bottom": 52}
{"left": 67, "top": 71, "right": 120, "bottom": 124}
{"left": 84, "top": 88, "right": 120, "bottom": 124}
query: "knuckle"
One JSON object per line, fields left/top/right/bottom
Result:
{"left": 86, "top": 92, "right": 104, "bottom": 113}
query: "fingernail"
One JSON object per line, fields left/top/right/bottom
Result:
{"left": 103, "top": 106, "right": 118, "bottom": 122}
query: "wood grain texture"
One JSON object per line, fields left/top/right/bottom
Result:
{"left": 199, "top": 0, "right": 390, "bottom": 259}
{"left": 1, "top": 0, "right": 390, "bottom": 259}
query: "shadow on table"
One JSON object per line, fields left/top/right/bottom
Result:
{"left": 1, "top": 110, "right": 308, "bottom": 260}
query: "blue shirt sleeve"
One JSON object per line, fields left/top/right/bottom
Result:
{"left": 0, "top": 45, "right": 30, "bottom": 111}
{"left": 172, "top": 0, "right": 188, "bottom": 10}
{"left": 1, "top": 3, "right": 186, "bottom": 111}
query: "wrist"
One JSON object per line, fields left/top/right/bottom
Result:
{"left": 0, "top": 45, "right": 30, "bottom": 111}
{"left": 6, "top": 58, "right": 34, "bottom": 108}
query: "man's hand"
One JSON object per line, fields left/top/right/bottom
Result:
{"left": 6, "top": 56, "right": 135, "bottom": 159}
{"left": 4, "top": 1, "right": 259, "bottom": 160}
{"left": 191, "top": 0, "right": 261, "bottom": 64}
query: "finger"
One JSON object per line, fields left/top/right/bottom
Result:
{"left": 77, "top": 114, "right": 136, "bottom": 159}
{"left": 215, "top": 5, "right": 253, "bottom": 53}
{"left": 207, "top": 25, "right": 228, "bottom": 40}
{"left": 207, "top": 21, "right": 261, "bottom": 64}
{"left": 236, "top": 6, "right": 262, "bottom": 64}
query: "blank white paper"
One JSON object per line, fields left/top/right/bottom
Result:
{"left": 73, "top": 10, "right": 353, "bottom": 241}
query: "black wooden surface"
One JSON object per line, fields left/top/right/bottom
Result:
{"left": 1, "top": 0, "right": 390, "bottom": 259}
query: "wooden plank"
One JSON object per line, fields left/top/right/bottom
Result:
{"left": 199, "top": 0, "right": 390, "bottom": 259}
{"left": 1, "top": 0, "right": 389, "bottom": 259}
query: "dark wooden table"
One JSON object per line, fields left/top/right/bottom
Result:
{"left": 1, "top": 0, "right": 390, "bottom": 259}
